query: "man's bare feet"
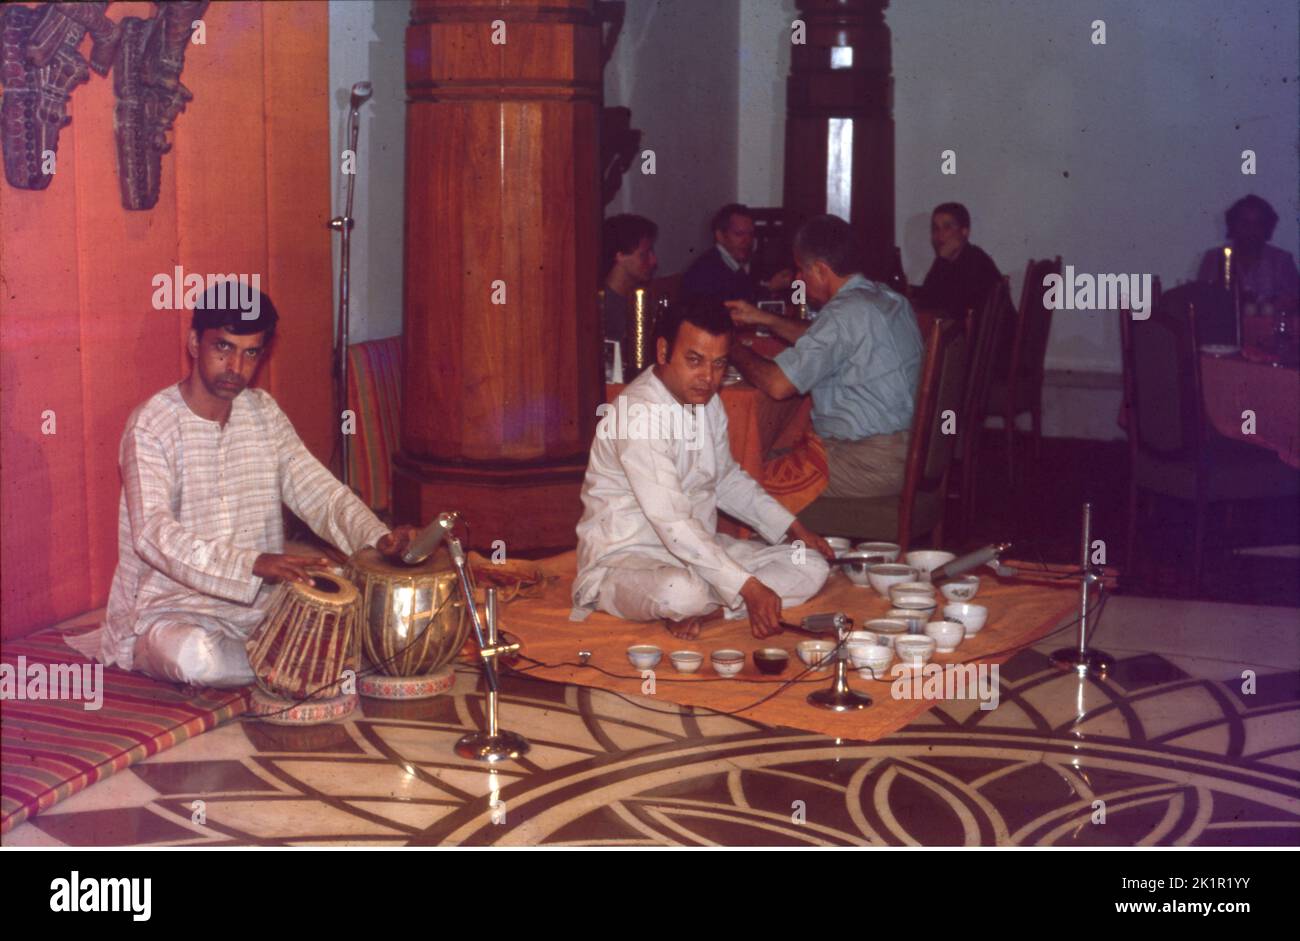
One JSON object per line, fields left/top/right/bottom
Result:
{"left": 663, "top": 609, "right": 725, "bottom": 640}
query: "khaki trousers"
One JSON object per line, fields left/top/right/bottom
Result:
{"left": 822, "top": 431, "right": 910, "bottom": 499}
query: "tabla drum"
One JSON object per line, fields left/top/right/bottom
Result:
{"left": 347, "top": 547, "right": 468, "bottom": 700}
{"left": 245, "top": 570, "right": 361, "bottom": 725}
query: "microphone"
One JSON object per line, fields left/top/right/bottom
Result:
{"left": 402, "top": 511, "right": 461, "bottom": 564}
{"left": 930, "top": 543, "right": 1014, "bottom": 583}
{"left": 349, "top": 81, "right": 372, "bottom": 110}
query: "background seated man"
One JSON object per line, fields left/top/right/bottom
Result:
{"left": 681, "top": 203, "right": 790, "bottom": 305}
{"left": 726, "top": 214, "right": 924, "bottom": 501}
{"left": 85, "top": 286, "right": 416, "bottom": 687}
{"left": 601, "top": 213, "right": 659, "bottom": 346}
{"left": 913, "top": 201, "right": 1002, "bottom": 319}
{"left": 573, "top": 302, "right": 833, "bottom": 639}
{"left": 1196, "top": 194, "right": 1299, "bottom": 307}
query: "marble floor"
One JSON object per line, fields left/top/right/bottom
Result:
{"left": 4, "top": 595, "right": 1298, "bottom": 847}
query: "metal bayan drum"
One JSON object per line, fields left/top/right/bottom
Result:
{"left": 347, "top": 547, "right": 468, "bottom": 700}
{"left": 245, "top": 570, "right": 362, "bottom": 725}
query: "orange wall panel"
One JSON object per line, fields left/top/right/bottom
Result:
{"left": 0, "top": 1, "right": 334, "bottom": 639}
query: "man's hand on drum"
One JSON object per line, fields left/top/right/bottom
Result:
{"left": 377, "top": 525, "right": 421, "bottom": 562}
{"left": 253, "top": 553, "right": 331, "bottom": 585}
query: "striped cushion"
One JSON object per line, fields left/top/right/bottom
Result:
{"left": 1, "top": 625, "right": 248, "bottom": 834}
{"left": 346, "top": 337, "right": 403, "bottom": 514}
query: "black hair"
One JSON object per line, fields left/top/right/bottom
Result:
{"left": 932, "top": 202, "right": 971, "bottom": 230}
{"left": 602, "top": 214, "right": 658, "bottom": 277}
{"left": 1225, "top": 194, "right": 1278, "bottom": 240}
{"left": 792, "top": 214, "right": 861, "bottom": 277}
{"left": 711, "top": 202, "right": 753, "bottom": 235}
{"left": 191, "top": 280, "right": 279, "bottom": 340}
{"left": 656, "top": 300, "right": 734, "bottom": 359}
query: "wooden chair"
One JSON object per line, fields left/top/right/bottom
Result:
{"left": 797, "top": 319, "right": 969, "bottom": 551}
{"left": 1119, "top": 286, "right": 1299, "bottom": 593}
{"left": 953, "top": 276, "right": 1017, "bottom": 535}
{"left": 986, "top": 256, "right": 1061, "bottom": 482}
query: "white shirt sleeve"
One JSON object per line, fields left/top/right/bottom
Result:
{"left": 710, "top": 403, "right": 795, "bottom": 544}
{"left": 265, "top": 396, "right": 391, "bottom": 557}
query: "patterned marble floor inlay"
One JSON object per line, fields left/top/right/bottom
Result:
{"left": 4, "top": 647, "right": 1298, "bottom": 847}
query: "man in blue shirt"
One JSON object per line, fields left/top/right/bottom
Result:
{"left": 726, "top": 215, "right": 923, "bottom": 499}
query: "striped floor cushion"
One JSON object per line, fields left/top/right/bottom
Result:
{"left": 346, "top": 337, "right": 403, "bottom": 515}
{"left": 1, "top": 625, "right": 248, "bottom": 834}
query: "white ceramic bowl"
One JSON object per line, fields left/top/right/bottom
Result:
{"left": 904, "top": 550, "right": 957, "bottom": 582}
{"left": 796, "top": 640, "right": 836, "bottom": 671}
{"left": 710, "top": 649, "right": 745, "bottom": 677}
{"left": 845, "top": 630, "right": 880, "bottom": 647}
{"left": 838, "top": 550, "right": 881, "bottom": 587}
{"left": 939, "top": 575, "right": 981, "bottom": 603}
{"left": 894, "top": 634, "right": 936, "bottom": 668}
{"left": 862, "top": 618, "right": 909, "bottom": 649}
{"left": 627, "top": 644, "right": 663, "bottom": 669}
{"left": 854, "top": 644, "right": 894, "bottom": 679}
{"left": 886, "top": 607, "right": 928, "bottom": 634}
{"left": 866, "top": 563, "right": 918, "bottom": 598}
{"left": 889, "top": 581, "right": 936, "bottom": 604}
{"left": 943, "top": 603, "right": 988, "bottom": 635}
{"left": 669, "top": 650, "right": 703, "bottom": 673}
{"left": 892, "top": 591, "right": 938, "bottom": 612}
{"left": 825, "top": 537, "right": 853, "bottom": 558}
{"left": 854, "top": 541, "right": 901, "bottom": 561}
{"left": 924, "top": 619, "right": 965, "bottom": 653}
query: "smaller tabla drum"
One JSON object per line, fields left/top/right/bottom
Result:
{"left": 347, "top": 547, "right": 468, "bottom": 699}
{"left": 245, "top": 570, "right": 361, "bottom": 724}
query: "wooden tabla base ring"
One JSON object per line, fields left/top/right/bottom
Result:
{"left": 249, "top": 688, "right": 358, "bottom": 726}
{"left": 357, "top": 665, "right": 455, "bottom": 700}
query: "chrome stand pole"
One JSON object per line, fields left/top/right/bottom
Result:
{"left": 1050, "top": 502, "right": 1114, "bottom": 678}
{"left": 808, "top": 613, "right": 872, "bottom": 711}
{"left": 454, "top": 584, "right": 530, "bottom": 762}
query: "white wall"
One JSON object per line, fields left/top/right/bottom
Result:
{"left": 328, "top": 0, "right": 408, "bottom": 343}
{"left": 604, "top": 0, "right": 742, "bottom": 276}
{"left": 738, "top": 0, "right": 1299, "bottom": 373}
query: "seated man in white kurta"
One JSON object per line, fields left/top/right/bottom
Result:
{"left": 81, "top": 286, "right": 417, "bottom": 687}
{"left": 573, "top": 303, "right": 833, "bottom": 639}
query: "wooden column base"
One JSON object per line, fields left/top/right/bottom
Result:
{"left": 392, "top": 452, "right": 586, "bottom": 553}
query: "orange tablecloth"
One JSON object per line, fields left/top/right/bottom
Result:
{"left": 1200, "top": 353, "right": 1300, "bottom": 469}
{"left": 606, "top": 366, "right": 828, "bottom": 525}
{"left": 485, "top": 550, "right": 1081, "bottom": 741}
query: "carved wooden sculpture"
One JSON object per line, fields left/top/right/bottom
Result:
{"left": 0, "top": 3, "right": 108, "bottom": 190}
{"left": 113, "top": 1, "right": 208, "bottom": 210}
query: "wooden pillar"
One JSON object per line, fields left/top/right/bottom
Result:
{"left": 783, "top": 0, "right": 894, "bottom": 279}
{"left": 395, "top": 0, "right": 602, "bottom": 552}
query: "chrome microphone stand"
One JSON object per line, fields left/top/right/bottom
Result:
{"left": 329, "top": 80, "right": 372, "bottom": 488}
{"left": 436, "top": 526, "right": 529, "bottom": 762}
{"left": 807, "top": 613, "right": 873, "bottom": 711}
{"left": 1050, "top": 502, "right": 1114, "bottom": 678}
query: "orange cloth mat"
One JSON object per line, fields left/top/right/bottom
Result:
{"left": 480, "top": 551, "right": 1083, "bottom": 741}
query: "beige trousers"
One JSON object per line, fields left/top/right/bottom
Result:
{"left": 822, "top": 431, "right": 910, "bottom": 499}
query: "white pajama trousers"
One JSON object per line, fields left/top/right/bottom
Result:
{"left": 594, "top": 535, "right": 829, "bottom": 622}
{"left": 130, "top": 615, "right": 256, "bottom": 688}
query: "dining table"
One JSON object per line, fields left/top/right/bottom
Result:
{"left": 1199, "top": 316, "right": 1300, "bottom": 469}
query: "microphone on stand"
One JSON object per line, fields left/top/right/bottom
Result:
{"left": 930, "top": 543, "right": 1015, "bottom": 582}
{"left": 402, "top": 511, "right": 461, "bottom": 564}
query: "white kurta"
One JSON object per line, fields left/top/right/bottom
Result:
{"left": 94, "top": 384, "right": 390, "bottom": 678}
{"left": 573, "top": 369, "right": 828, "bottom": 620}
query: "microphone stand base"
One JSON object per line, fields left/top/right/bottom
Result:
{"left": 1049, "top": 648, "right": 1115, "bottom": 678}
{"left": 455, "top": 730, "right": 531, "bottom": 763}
{"left": 807, "top": 687, "right": 873, "bottom": 711}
